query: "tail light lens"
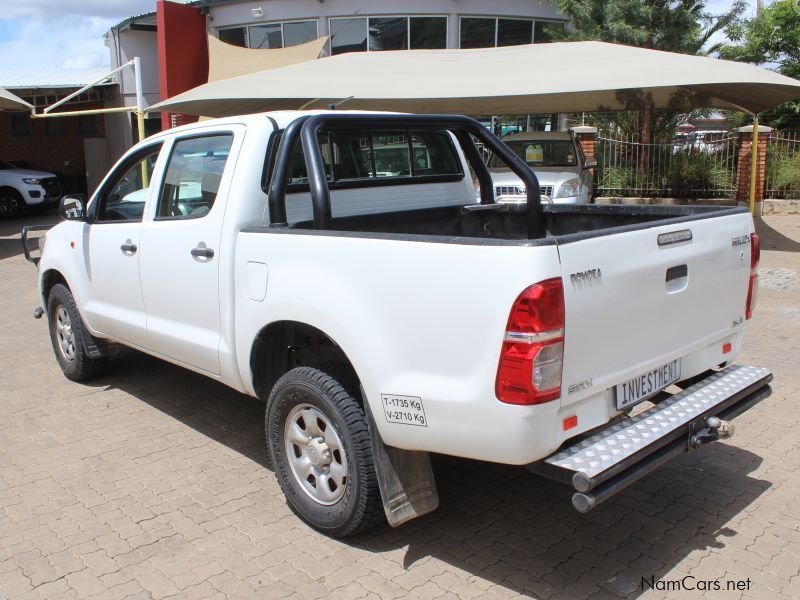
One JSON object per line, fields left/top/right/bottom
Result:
{"left": 746, "top": 233, "right": 760, "bottom": 319}
{"left": 496, "top": 278, "right": 565, "bottom": 405}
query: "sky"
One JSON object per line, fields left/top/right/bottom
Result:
{"left": 0, "top": 1, "right": 156, "bottom": 74}
{"left": 0, "top": 0, "right": 760, "bottom": 76}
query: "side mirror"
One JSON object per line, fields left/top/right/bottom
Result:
{"left": 583, "top": 159, "right": 598, "bottom": 170}
{"left": 59, "top": 195, "right": 86, "bottom": 221}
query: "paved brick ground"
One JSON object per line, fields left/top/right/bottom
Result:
{"left": 1, "top": 213, "right": 799, "bottom": 600}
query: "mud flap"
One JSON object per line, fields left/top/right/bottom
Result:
{"left": 362, "top": 389, "right": 439, "bottom": 527}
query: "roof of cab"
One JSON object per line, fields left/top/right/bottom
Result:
{"left": 147, "top": 109, "right": 409, "bottom": 142}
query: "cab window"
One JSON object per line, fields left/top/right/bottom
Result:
{"left": 96, "top": 144, "right": 163, "bottom": 222}
{"left": 156, "top": 134, "right": 234, "bottom": 219}
{"left": 282, "top": 128, "right": 462, "bottom": 190}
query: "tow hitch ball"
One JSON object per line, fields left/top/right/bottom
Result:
{"left": 690, "top": 416, "right": 735, "bottom": 448}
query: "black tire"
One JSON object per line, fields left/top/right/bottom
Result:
{"left": 47, "top": 283, "right": 108, "bottom": 381}
{"left": 266, "top": 366, "right": 384, "bottom": 538}
{"left": 0, "top": 188, "right": 24, "bottom": 218}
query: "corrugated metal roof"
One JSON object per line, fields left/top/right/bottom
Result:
{"left": 0, "top": 68, "right": 116, "bottom": 90}
{"left": 111, "top": 11, "right": 158, "bottom": 30}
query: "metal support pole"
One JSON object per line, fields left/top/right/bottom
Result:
{"left": 43, "top": 60, "right": 132, "bottom": 114}
{"left": 31, "top": 106, "right": 135, "bottom": 118}
{"left": 749, "top": 115, "right": 759, "bottom": 215}
{"left": 133, "top": 57, "right": 149, "bottom": 187}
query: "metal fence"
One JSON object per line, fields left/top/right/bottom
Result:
{"left": 595, "top": 133, "right": 739, "bottom": 199}
{"left": 765, "top": 131, "right": 800, "bottom": 200}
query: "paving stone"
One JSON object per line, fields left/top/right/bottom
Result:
{"left": 1, "top": 214, "right": 800, "bottom": 598}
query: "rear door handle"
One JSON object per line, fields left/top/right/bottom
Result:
{"left": 120, "top": 240, "right": 137, "bottom": 255}
{"left": 191, "top": 245, "right": 214, "bottom": 260}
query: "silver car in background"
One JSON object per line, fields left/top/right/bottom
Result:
{"left": 488, "top": 131, "right": 596, "bottom": 204}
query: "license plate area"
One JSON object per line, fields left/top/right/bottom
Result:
{"left": 616, "top": 359, "right": 681, "bottom": 410}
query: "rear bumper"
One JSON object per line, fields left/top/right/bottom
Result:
{"left": 530, "top": 364, "right": 772, "bottom": 513}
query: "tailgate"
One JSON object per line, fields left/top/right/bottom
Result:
{"left": 557, "top": 211, "right": 754, "bottom": 407}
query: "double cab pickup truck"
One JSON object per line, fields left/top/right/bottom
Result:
{"left": 23, "top": 111, "right": 772, "bottom": 538}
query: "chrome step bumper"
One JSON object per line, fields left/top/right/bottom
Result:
{"left": 533, "top": 364, "right": 772, "bottom": 513}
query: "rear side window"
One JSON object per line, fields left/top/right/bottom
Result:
{"left": 157, "top": 134, "right": 233, "bottom": 219}
{"left": 282, "top": 128, "right": 462, "bottom": 190}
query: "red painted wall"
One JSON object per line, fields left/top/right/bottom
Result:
{"left": 157, "top": 0, "right": 209, "bottom": 130}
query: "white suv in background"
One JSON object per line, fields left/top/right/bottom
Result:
{"left": 0, "top": 160, "right": 62, "bottom": 217}
{"left": 488, "top": 131, "right": 595, "bottom": 204}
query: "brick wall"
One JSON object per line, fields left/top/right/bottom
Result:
{"left": 0, "top": 102, "right": 106, "bottom": 195}
{"left": 571, "top": 126, "right": 597, "bottom": 177}
{"left": 734, "top": 125, "right": 771, "bottom": 215}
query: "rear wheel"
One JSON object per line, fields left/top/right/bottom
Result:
{"left": 47, "top": 284, "right": 108, "bottom": 381}
{"left": 266, "top": 366, "right": 384, "bottom": 538}
{"left": 0, "top": 188, "right": 24, "bottom": 218}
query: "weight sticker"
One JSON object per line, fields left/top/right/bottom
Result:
{"left": 381, "top": 394, "right": 427, "bottom": 427}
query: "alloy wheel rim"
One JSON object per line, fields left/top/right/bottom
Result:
{"left": 55, "top": 305, "right": 76, "bottom": 362}
{"left": 284, "top": 402, "right": 348, "bottom": 505}
{"left": 0, "top": 194, "right": 20, "bottom": 217}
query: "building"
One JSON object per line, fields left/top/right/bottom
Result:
{"left": 0, "top": 1, "right": 568, "bottom": 197}
{"left": 108, "top": 0, "right": 568, "bottom": 135}
{"left": 0, "top": 69, "right": 116, "bottom": 195}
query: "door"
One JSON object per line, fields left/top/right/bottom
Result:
{"left": 83, "top": 137, "right": 111, "bottom": 196}
{"left": 138, "top": 132, "right": 237, "bottom": 374}
{"left": 81, "top": 143, "right": 163, "bottom": 347}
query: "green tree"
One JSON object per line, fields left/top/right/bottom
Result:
{"left": 554, "top": 0, "right": 745, "bottom": 54}
{"left": 719, "top": 0, "right": 800, "bottom": 129}
{"left": 552, "top": 0, "right": 746, "bottom": 179}
{"left": 552, "top": 1, "right": 745, "bottom": 137}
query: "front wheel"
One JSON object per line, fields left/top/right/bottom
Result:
{"left": 0, "top": 188, "right": 24, "bottom": 218}
{"left": 47, "top": 284, "right": 108, "bottom": 381}
{"left": 266, "top": 366, "right": 384, "bottom": 538}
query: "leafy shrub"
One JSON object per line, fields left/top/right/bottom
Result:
{"left": 766, "top": 146, "right": 800, "bottom": 197}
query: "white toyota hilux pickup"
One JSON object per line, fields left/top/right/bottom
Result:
{"left": 23, "top": 111, "right": 772, "bottom": 538}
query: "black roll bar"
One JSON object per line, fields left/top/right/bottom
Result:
{"left": 267, "top": 115, "right": 311, "bottom": 227}
{"left": 268, "top": 113, "right": 543, "bottom": 234}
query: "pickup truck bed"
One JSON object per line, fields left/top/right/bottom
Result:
{"left": 287, "top": 202, "right": 737, "bottom": 243}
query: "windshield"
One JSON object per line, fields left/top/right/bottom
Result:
{"left": 489, "top": 139, "right": 577, "bottom": 168}
{"left": 0, "top": 160, "right": 17, "bottom": 170}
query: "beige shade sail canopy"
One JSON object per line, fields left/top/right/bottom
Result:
{"left": 0, "top": 87, "right": 32, "bottom": 111}
{"left": 150, "top": 41, "right": 800, "bottom": 118}
{"left": 207, "top": 35, "right": 328, "bottom": 83}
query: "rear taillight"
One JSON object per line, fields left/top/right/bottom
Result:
{"left": 746, "top": 233, "right": 760, "bottom": 319}
{"left": 496, "top": 278, "right": 565, "bottom": 405}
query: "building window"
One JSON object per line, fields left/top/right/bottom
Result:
{"left": 459, "top": 17, "right": 496, "bottom": 48}
{"left": 460, "top": 17, "right": 564, "bottom": 48}
{"left": 11, "top": 114, "right": 29, "bottom": 137}
{"left": 219, "top": 20, "right": 319, "bottom": 50}
{"left": 219, "top": 27, "right": 247, "bottom": 47}
{"left": 78, "top": 115, "right": 97, "bottom": 135}
{"left": 410, "top": 17, "right": 447, "bottom": 49}
{"left": 45, "top": 118, "right": 64, "bottom": 137}
{"left": 283, "top": 21, "right": 318, "bottom": 46}
{"left": 250, "top": 23, "right": 283, "bottom": 49}
{"left": 369, "top": 17, "right": 408, "bottom": 51}
{"left": 330, "top": 18, "right": 368, "bottom": 54}
{"left": 497, "top": 18, "right": 533, "bottom": 47}
{"left": 330, "top": 16, "right": 448, "bottom": 55}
